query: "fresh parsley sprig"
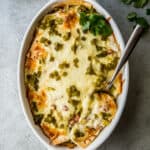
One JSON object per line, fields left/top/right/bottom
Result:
{"left": 80, "top": 12, "right": 113, "bottom": 38}
{"left": 127, "top": 12, "right": 149, "bottom": 29}
{"left": 121, "top": 0, "right": 150, "bottom": 30}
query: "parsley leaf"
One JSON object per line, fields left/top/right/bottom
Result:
{"left": 134, "top": 0, "right": 149, "bottom": 8}
{"left": 136, "top": 17, "right": 150, "bottom": 29}
{"left": 127, "top": 12, "right": 137, "bottom": 21}
{"left": 127, "top": 12, "right": 149, "bottom": 30}
{"left": 80, "top": 12, "right": 88, "bottom": 25}
{"left": 82, "top": 21, "right": 90, "bottom": 31}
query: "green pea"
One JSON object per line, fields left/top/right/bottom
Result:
{"left": 62, "top": 72, "right": 68, "bottom": 77}
{"left": 63, "top": 32, "right": 71, "bottom": 41}
{"left": 74, "top": 129, "right": 85, "bottom": 137}
{"left": 40, "top": 37, "right": 51, "bottom": 46}
{"left": 69, "top": 99, "right": 80, "bottom": 106}
{"left": 91, "top": 38, "right": 98, "bottom": 45}
{"left": 49, "top": 55, "right": 55, "bottom": 62}
{"left": 73, "top": 58, "right": 79, "bottom": 68}
{"left": 49, "top": 70, "right": 61, "bottom": 81}
{"left": 88, "top": 56, "right": 92, "bottom": 61}
{"left": 59, "top": 61, "right": 70, "bottom": 69}
{"left": 101, "top": 112, "right": 111, "bottom": 121}
{"left": 56, "top": 75, "right": 61, "bottom": 81}
{"left": 55, "top": 43, "right": 64, "bottom": 51}
{"left": 59, "top": 124, "right": 65, "bottom": 128}
{"left": 86, "top": 63, "right": 96, "bottom": 75}
{"left": 67, "top": 85, "right": 80, "bottom": 97}
{"left": 49, "top": 70, "right": 58, "bottom": 78}
{"left": 81, "top": 36, "right": 86, "bottom": 41}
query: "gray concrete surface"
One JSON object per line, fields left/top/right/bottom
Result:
{"left": 0, "top": 0, "right": 150, "bottom": 150}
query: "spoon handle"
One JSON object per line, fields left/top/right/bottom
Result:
{"left": 107, "top": 24, "right": 144, "bottom": 89}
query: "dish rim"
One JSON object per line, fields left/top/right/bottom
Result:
{"left": 17, "top": 0, "right": 129, "bottom": 149}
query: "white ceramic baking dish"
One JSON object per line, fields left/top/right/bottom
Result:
{"left": 17, "top": 0, "right": 129, "bottom": 149}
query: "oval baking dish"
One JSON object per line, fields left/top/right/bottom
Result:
{"left": 18, "top": 0, "right": 129, "bottom": 149}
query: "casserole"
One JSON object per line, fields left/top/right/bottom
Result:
{"left": 18, "top": 0, "right": 129, "bottom": 149}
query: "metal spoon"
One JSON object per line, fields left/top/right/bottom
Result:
{"left": 106, "top": 24, "right": 144, "bottom": 90}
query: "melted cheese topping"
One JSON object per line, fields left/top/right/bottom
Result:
{"left": 25, "top": 1, "right": 122, "bottom": 149}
